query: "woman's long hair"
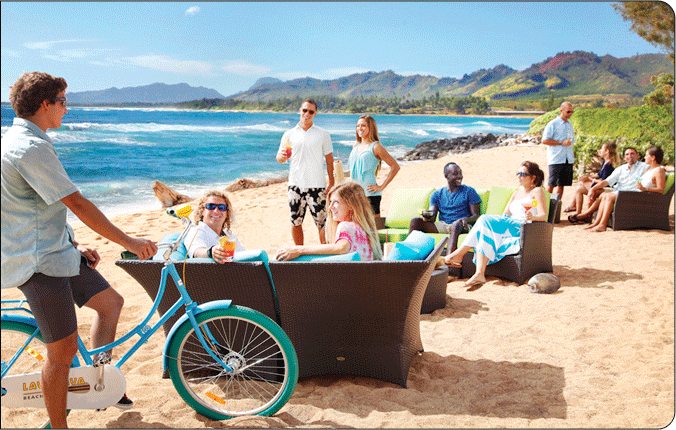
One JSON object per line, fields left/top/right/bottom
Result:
{"left": 355, "top": 115, "right": 382, "bottom": 176}
{"left": 521, "top": 161, "right": 545, "bottom": 187}
{"left": 603, "top": 141, "right": 619, "bottom": 167}
{"left": 193, "top": 190, "right": 234, "bottom": 232}
{"left": 325, "top": 182, "right": 382, "bottom": 260}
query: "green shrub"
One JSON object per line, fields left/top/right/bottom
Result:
{"left": 528, "top": 106, "right": 674, "bottom": 173}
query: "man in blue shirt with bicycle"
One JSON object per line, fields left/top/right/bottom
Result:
{"left": 1, "top": 72, "right": 157, "bottom": 428}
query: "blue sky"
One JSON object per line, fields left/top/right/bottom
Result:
{"left": 0, "top": 1, "right": 667, "bottom": 102}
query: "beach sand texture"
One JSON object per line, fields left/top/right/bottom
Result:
{"left": 1, "top": 144, "right": 673, "bottom": 428}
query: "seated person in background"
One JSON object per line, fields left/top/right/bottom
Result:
{"left": 584, "top": 145, "right": 665, "bottom": 232}
{"left": 184, "top": 190, "right": 246, "bottom": 263}
{"left": 564, "top": 141, "right": 618, "bottom": 215}
{"left": 444, "top": 161, "right": 548, "bottom": 288}
{"left": 569, "top": 147, "right": 648, "bottom": 226}
{"left": 275, "top": 182, "right": 382, "bottom": 261}
{"left": 408, "top": 162, "right": 480, "bottom": 252}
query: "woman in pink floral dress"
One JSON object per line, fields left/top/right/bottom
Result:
{"left": 275, "top": 182, "right": 382, "bottom": 261}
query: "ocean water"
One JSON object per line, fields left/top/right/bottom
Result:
{"left": 1, "top": 105, "right": 532, "bottom": 216}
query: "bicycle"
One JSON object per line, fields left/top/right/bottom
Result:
{"left": 1, "top": 204, "right": 298, "bottom": 428}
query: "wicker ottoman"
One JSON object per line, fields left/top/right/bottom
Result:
{"left": 421, "top": 265, "right": 449, "bottom": 314}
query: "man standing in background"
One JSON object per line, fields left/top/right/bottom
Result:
{"left": 542, "top": 101, "right": 575, "bottom": 198}
{"left": 276, "top": 99, "right": 334, "bottom": 245}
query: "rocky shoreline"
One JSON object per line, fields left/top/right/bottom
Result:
{"left": 400, "top": 132, "right": 541, "bottom": 161}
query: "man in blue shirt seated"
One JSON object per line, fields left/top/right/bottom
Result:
{"left": 408, "top": 162, "right": 481, "bottom": 252}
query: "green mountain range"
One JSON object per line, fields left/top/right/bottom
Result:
{"left": 230, "top": 51, "right": 672, "bottom": 102}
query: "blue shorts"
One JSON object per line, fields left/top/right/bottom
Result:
{"left": 18, "top": 258, "right": 111, "bottom": 344}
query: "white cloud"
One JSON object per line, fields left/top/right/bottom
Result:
{"left": 222, "top": 60, "right": 271, "bottom": 76}
{"left": 123, "top": 55, "right": 214, "bottom": 75}
{"left": 185, "top": 6, "right": 200, "bottom": 15}
{"left": 2, "top": 49, "right": 20, "bottom": 57}
{"left": 43, "top": 54, "right": 71, "bottom": 62}
{"left": 24, "top": 39, "right": 92, "bottom": 50}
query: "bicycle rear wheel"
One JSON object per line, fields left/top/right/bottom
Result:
{"left": 166, "top": 305, "right": 298, "bottom": 420}
{"left": 1, "top": 320, "right": 53, "bottom": 428}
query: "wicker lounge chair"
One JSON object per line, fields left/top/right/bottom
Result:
{"left": 610, "top": 172, "right": 674, "bottom": 231}
{"left": 268, "top": 237, "right": 447, "bottom": 387}
{"left": 460, "top": 196, "right": 561, "bottom": 285}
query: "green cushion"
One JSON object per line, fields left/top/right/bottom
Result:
{"left": 378, "top": 228, "right": 408, "bottom": 245}
{"left": 427, "top": 233, "right": 449, "bottom": 247}
{"left": 664, "top": 173, "right": 675, "bottom": 195}
{"left": 385, "top": 187, "right": 435, "bottom": 228}
{"left": 474, "top": 188, "right": 490, "bottom": 215}
{"left": 485, "top": 186, "right": 517, "bottom": 214}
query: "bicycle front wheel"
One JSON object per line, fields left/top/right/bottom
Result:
{"left": 1, "top": 320, "right": 52, "bottom": 428}
{"left": 166, "top": 305, "right": 298, "bottom": 420}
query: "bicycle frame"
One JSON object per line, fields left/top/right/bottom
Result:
{"left": 1, "top": 214, "right": 235, "bottom": 378}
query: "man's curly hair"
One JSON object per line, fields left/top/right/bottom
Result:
{"left": 193, "top": 190, "right": 234, "bottom": 232}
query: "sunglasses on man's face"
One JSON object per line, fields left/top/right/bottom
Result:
{"left": 302, "top": 108, "right": 316, "bottom": 115}
{"left": 205, "top": 203, "right": 228, "bottom": 211}
{"left": 53, "top": 97, "right": 67, "bottom": 106}
{"left": 516, "top": 171, "right": 532, "bottom": 177}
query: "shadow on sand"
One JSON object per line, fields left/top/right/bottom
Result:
{"left": 553, "top": 265, "right": 643, "bottom": 289}
{"left": 290, "top": 352, "right": 566, "bottom": 421}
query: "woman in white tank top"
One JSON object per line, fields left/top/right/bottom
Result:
{"left": 637, "top": 145, "right": 666, "bottom": 194}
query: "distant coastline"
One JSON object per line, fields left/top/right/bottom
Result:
{"left": 0, "top": 101, "right": 543, "bottom": 119}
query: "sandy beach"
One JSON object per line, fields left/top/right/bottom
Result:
{"left": 2, "top": 143, "right": 673, "bottom": 428}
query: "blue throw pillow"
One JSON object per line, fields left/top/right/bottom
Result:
{"left": 286, "top": 252, "right": 361, "bottom": 262}
{"left": 384, "top": 230, "right": 435, "bottom": 261}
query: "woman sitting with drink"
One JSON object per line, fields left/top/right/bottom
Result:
{"left": 275, "top": 182, "right": 382, "bottom": 261}
{"left": 444, "top": 161, "right": 548, "bottom": 288}
{"left": 565, "top": 141, "right": 618, "bottom": 217}
{"left": 348, "top": 115, "right": 400, "bottom": 216}
{"left": 185, "top": 190, "right": 246, "bottom": 263}
{"left": 584, "top": 145, "right": 666, "bottom": 232}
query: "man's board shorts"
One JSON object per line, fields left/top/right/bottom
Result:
{"left": 548, "top": 163, "right": 574, "bottom": 187}
{"left": 18, "top": 258, "right": 111, "bottom": 343}
{"left": 288, "top": 186, "right": 327, "bottom": 228}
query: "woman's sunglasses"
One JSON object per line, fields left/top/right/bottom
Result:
{"left": 516, "top": 172, "right": 532, "bottom": 177}
{"left": 205, "top": 203, "right": 228, "bottom": 211}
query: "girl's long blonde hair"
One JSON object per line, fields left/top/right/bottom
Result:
{"left": 325, "top": 182, "right": 382, "bottom": 260}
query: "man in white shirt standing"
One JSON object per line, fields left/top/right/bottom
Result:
{"left": 277, "top": 99, "right": 334, "bottom": 245}
{"left": 542, "top": 101, "right": 576, "bottom": 198}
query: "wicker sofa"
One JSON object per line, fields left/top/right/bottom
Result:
{"left": 609, "top": 172, "right": 674, "bottom": 231}
{"left": 116, "top": 237, "right": 447, "bottom": 387}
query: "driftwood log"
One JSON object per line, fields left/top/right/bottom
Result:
{"left": 152, "top": 176, "right": 289, "bottom": 207}
{"left": 224, "top": 175, "right": 288, "bottom": 192}
{"left": 152, "top": 181, "right": 193, "bottom": 207}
